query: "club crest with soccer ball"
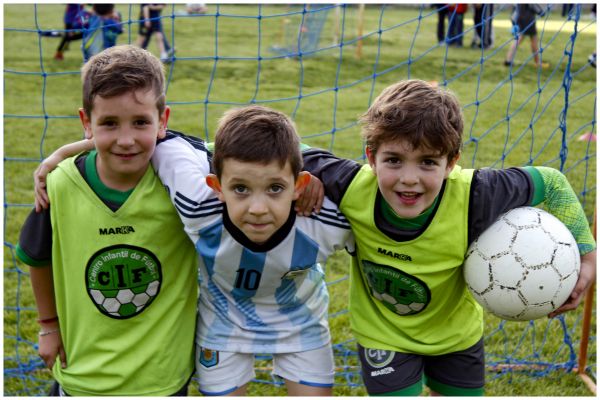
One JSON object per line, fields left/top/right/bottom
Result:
{"left": 463, "top": 207, "right": 580, "bottom": 321}
{"left": 363, "top": 260, "right": 430, "bottom": 315}
{"left": 86, "top": 245, "right": 162, "bottom": 319}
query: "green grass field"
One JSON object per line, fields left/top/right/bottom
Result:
{"left": 4, "top": 4, "right": 596, "bottom": 396}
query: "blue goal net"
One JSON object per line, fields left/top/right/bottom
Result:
{"left": 4, "top": 3, "right": 596, "bottom": 396}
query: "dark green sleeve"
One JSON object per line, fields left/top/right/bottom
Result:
{"left": 523, "top": 166, "right": 545, "bottom": 205}
{"left": 16, "top": 243, "right": 50, "bottom": 267}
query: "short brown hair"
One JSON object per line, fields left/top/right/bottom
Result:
{"left": 81, "top": 45, "right": 165, "bottom": 117}
{"left": 212, "top": 105, "right": 302, "bottom": 179}
{"left": 360, "top": 79, "right": 463, "bottom": 161}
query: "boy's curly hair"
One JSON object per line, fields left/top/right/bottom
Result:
{"left": 360, "top": 79, "right": 463, "bottom": 161}
{"left": 81, "top": 44, "right": 165, "bottom": 117}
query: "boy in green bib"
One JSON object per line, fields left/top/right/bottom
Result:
{"left": 16, "top": 45, "right": 198, "bottom": 396}
{"left": 302, "top": 79, "right": 596, "bottom": 396}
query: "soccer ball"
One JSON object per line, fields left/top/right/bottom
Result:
{"left": 464, "top": 207, "right": 580, "bottom": 321}
{"left": 89, "top": 280, "right": 160, "bottom": 318}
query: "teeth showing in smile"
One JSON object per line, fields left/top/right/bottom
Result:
{"left": 400, "top": 192, "right": 419, "bottom": 198}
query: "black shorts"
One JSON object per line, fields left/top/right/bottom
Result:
{"left": 517, "top": 18, "right": 537, "bottom": 36}
{"left": 138, "top": 18, "right": 163, "bottom": 36}
{"left": 357, "top": 338, "right": 485, "bottom": 396}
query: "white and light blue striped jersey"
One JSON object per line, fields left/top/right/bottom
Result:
{"left": 152, "top": 131, "right": 354, "bottom": 354}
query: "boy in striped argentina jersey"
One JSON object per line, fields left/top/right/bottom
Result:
{"left": 152, "top": 106, "right": 355, "bottom": 395}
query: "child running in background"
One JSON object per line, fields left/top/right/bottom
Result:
{"left": 301, "top": 79, "right": 596, "bottom": 396}
{"left": 504, "top": 4, "right": 549, "bottom": 69}
{"left": 82, "top": 4, "right": 123, "bottom": 61}
{"left": 17, "top": 45, "right": 197, "bottom": 396}
{"left": 54, "top": 4, "right": 87, "bottom": 60}
{"left": 136, "top": 4, "right": 175, "bottom": 63}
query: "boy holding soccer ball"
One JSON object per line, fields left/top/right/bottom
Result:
{"left": 32, "top": 105, "right": 353, "bottom": 396}
{"left": 301, "top": 79, "right": 596, "bottom": 396}
{"left": 16, "top": 45, "right": 198, "bottom": 396}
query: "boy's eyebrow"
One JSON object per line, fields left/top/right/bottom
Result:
{"left": 94, "top": 115, "right": 117, "bottom": 123}
{"left": 380, "top": 150, "right": 445, "bottom": 158}
{"left": 379, "top": 150, "right": 401, "bottom": 156}
{"left": 226, "top": 173, "right": 292, "bottom": 185}
{"left": 228, "top": 176, "right": 290, "bottom": 184}
{"left": 225, "top": 176, "right": 249, "bottom": 183}
{"left": 420, "top": 152, "right": 446, "bottom": 159}
{"left": 95, "top": 112, "right": 153, "bottom": 120}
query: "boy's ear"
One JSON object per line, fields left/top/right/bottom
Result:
{"left": 206, "top": 174, "right": 225, "bottom": 201}
{"left": 293, "top": 171, "right": 311, "bottom": 199}
{"left": 79, "top": 108, "right": 93, "bottom": 140}
{"left": 157, "top": 106, "right": 170, "bottom": 140}
{"left": 365, "top": 146, "right": 376, "bottom": 169}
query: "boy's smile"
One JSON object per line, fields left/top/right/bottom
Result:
{"left": 367, "top": 140, "right": 458, "bottom": 219}
{"left": 207, "top": 159, "right": 309, "bottom": 245}
{"left": 79, "top": 89, "right": 169, "bottom": 191}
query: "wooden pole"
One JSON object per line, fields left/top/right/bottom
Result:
{"left": 575, "top": 208, "right": 596, "bottom": 395}
{"left": 576, "top": 281, "right": 596, "bottom": 394}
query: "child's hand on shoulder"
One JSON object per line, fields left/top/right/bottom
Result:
{"left": 295, "top": 174, "right": 324, "bottom": 216}
{"left": 34, "top": 156, "right": 61, "bottom": 212}
{"left": 33, "top": 139, "right": 95, "bottom": 212}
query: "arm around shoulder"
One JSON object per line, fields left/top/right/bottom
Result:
{"left": 34, "top": 139, "right": 95, "bottom": 211}
{"left": 152, "top": 132, "right": 214, "bottom": 234}
{"left": 301, "top": 148, "right": 361, "bottom": 205}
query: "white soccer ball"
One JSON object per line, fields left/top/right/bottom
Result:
{"left": 464, "top": 207, "right": 580, "bottom": 321}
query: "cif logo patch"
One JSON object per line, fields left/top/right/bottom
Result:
{"left": 86, "top": 245, "right": 162, "bottom": 319}
{"left": 364, "top": 348, "right": 395, "bottom": 369}
{"left": 199, "top": 347, "right": 219, "bottom": 368}
{"left": 362, "top": 260, "right": 431, "bottom": 315}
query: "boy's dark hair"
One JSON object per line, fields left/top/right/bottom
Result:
{"left": 93, "top": 4, "right": 114, "bottom": 16}
{"left": 212, "top": 105, "right": 302, "bottom": 179}
{"left": 81, "top": 44, "right": 165, "bottom": 117}
{"left": 360, "top": 79, "right": 463, "bottom": 161}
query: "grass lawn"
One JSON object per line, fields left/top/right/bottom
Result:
{"left": 4, "top": 3, "right": 596, "bottom": 396}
